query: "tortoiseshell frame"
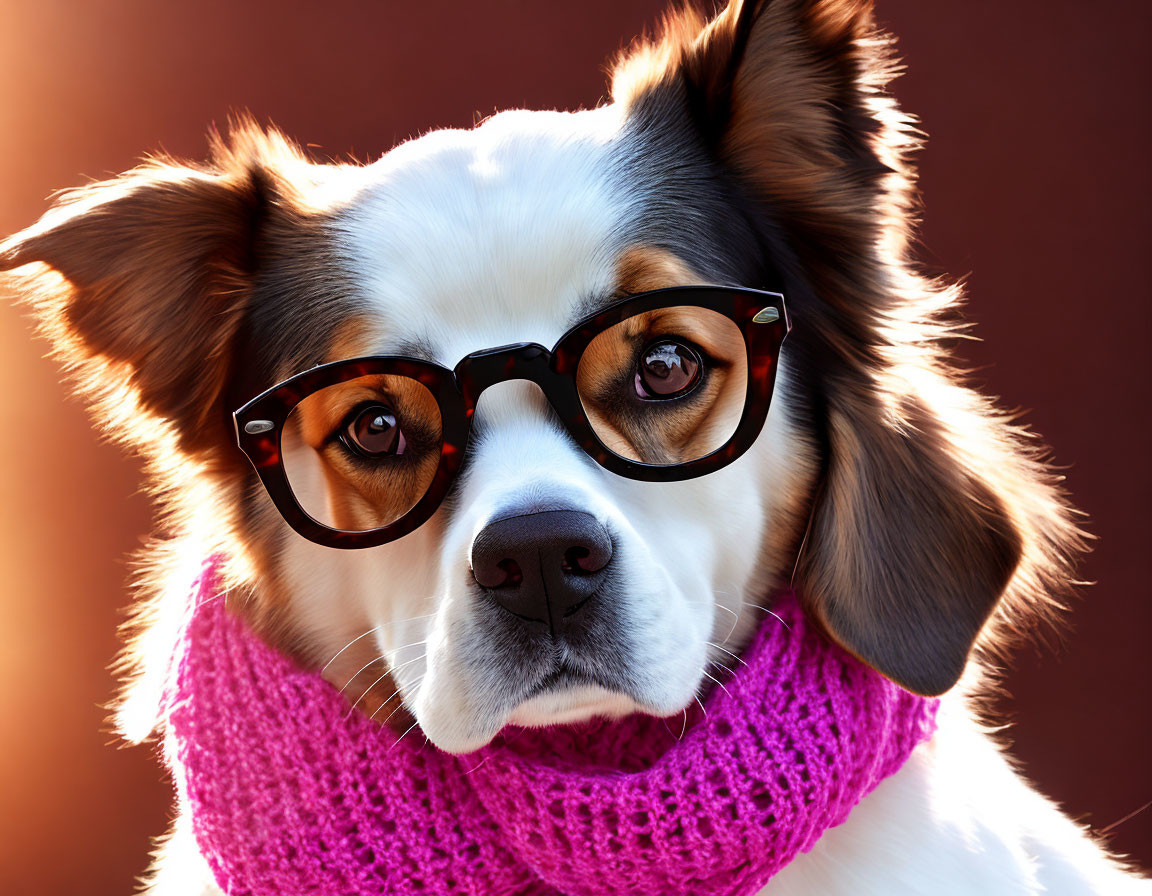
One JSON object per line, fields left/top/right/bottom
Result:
{"left": 234, "top": 285, "right": 790, "bottom": 549}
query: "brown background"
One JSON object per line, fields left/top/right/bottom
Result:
{"left": 0, "top": 1, "right": 1148, "bottom": 892}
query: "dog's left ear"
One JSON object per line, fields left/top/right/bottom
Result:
{"left": 613, "top": 0, "right": 1083, "bottom": 696}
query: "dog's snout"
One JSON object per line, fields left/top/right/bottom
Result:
{"left": 471, "top": 510, "right": 613, "bottom": 630}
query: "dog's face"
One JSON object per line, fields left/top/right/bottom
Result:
{"left": 264, "top": 107, "right": 813, "bottom": 751}
{"left": 1, "top": 0, "right": 1079, "bottom": 753}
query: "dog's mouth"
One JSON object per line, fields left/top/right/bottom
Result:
{"left": 504, "top": 657, "right": 641, "bottom": 729}
{"left": 525, "top": 660, "right": 605, "bottom": 699}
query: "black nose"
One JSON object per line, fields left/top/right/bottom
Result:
{"left": 471, "top": 509, "right": 613, "bottom": 632}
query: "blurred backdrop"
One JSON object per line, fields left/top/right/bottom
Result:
{"left": 0, "top": 1, "right": 1149, "bottom": 892}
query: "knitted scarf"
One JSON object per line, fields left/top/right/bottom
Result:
{"left": 162, "top": 558, "right": 937, "bottom": 896}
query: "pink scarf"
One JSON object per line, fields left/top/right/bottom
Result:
{"left": 162, "top": 558, "right": 936, "bottom": 895}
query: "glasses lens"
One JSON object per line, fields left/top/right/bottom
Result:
{"left": 576, "top": 305, "right": 748, "bottom": 466}
{"left": 282, "top": 374, "right": 442, "bottom": 532}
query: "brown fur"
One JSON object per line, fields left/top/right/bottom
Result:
{"left": 613, "top": 244, "right": 706, "bottom": 296}
{"left": 612, "top": 0, "right": 1086, "bottom": 694}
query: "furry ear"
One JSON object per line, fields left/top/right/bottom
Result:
{"left": 614, "top": 1, "right": 1085, "bottom": 694}
{"left": 613, "top": 0, "right": 892, "bottom": 198}
{"left": 613, "top": 0, "right": 913, "bottom": 331}
{"left": 798, "top": 389, "right": 1023, "bottom": 696}
{"left": 794, "top": 363, "right": 1090, "bottom": 697}
{"left": 0, "top": 127, "right": 303, "bottom": 466}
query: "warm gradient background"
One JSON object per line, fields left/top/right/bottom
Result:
{"left": 0, "top": 1, "right": 1149, "bottom": 893}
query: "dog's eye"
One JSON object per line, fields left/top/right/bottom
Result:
{"left": 342, "top": 404, "right": 406, "bottom": 457}
{"left": 634, "top": 339, "right": 702, "bottom": 400}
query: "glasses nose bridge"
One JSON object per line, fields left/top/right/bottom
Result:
{"left": 454, "top": 342, "right": 558, "bottom": 411}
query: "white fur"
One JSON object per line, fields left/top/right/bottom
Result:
{"left": 139, "top": 107, "right": 1147, "bottom": 893}
{"left": 286, "top": 105, "right": 805, "bottom": 754}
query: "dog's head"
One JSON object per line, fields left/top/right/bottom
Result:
{"left": 1, "top": 0, "right": 1082, "bottom": 753}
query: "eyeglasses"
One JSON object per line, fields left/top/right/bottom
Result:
{"left": 233, "top": 285, "right": 789, "bottom": 549}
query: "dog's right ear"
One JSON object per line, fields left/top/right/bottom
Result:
{"left": 0, "top": 128, "right": 301, "bottom": 466}
{"left": 611, "top": 0, "right": 1086, "bottom": 694}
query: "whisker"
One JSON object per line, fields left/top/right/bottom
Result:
{"left": 337, "top": 654, "right": 387, "bottom": 695}
{"left": 321, "top": 611, "right": 438, "bottom": 672}
{"left": 713, "top": 587, "right": 746, "bottom": 642}
{"left": 335, "top": 633, "right": 436, "bottom": 694}
{"left": 388, "top": 638, "right": 430, "bottom": 657}
{"left": 709, "top": 659, "right": 736, "bottom": 678}
{"left": 381, "top": 674, "right": 427, "bottom": 727}
{"left": 713, "top": 601, "right": 742, "bottom": 644}
{"left": 790, "top": 496, "right": 819, "bottom": 588}
{"left": 344, "top": 653, "right": 426, "bottom": 719}
{"left": 344, "top": 670, "right": 393, "bottom": 720}
{"left": 701, "top": 668, "right": 732, "bottom": 699}
{"left": 748, "top": 604, "right": 791, "bottom": 631}
{"left": 714, "top": 603, "right": 737, "bottom": 620}
{"left": 367, "top": 690, "right": 401, "bottom": 722}
{"left": 708, "top": 641, "right": 748, "bottom": 667}
{"left": 693, "top": 694, "right": 708, "bottom": 719}
{"left": 461, "top": 751, "right": 494, "bottom": 776}
{"left": 367, "top": 670, "right": 427, "bottom": 722}
{"left": 389, "top": 718, "right": 422, "bottom": 752}
{"left": 321, "top": 626, "right": 379, "bottom": 674}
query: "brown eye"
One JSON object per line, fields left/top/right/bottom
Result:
{"left": 343, "top": 404, "right": 406, "bottom": 457}
{"left": 635, "top": 339, "right": 702, "bottom": 399}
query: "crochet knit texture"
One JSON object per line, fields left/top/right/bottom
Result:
{"left": 164, "top": 559, "right": 937, "bottom": 896}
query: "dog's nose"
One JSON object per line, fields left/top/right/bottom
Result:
{"left": 471, "top": 509, "right": 613, "bottom": 631}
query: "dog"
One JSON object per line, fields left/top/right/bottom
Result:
{"left": 3, "top": 0, "right": 1148, "bottom": 892}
